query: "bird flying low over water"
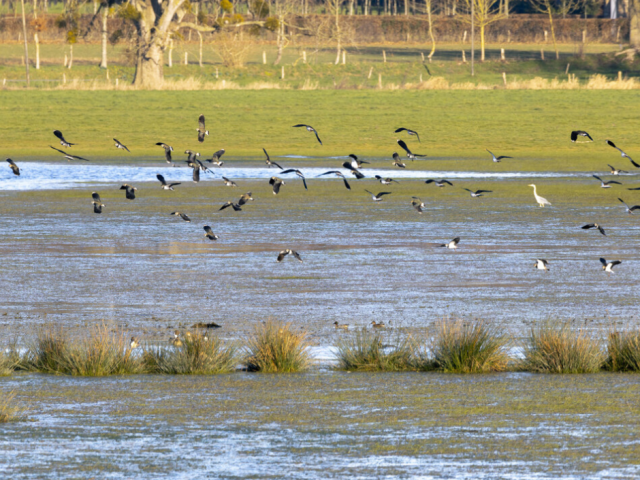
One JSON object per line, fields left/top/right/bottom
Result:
{"left": 203, "top": 225, "right": 219, "bottom": 241}
{"left": 171, "top": 212, "right": 191, "bottom": 222}
{"left": 53, "top": 130, "right": 74, "bottom": 147}
{"left": 425, "top": 179, "right": 453, "bottom": 188}
{"left": 593, "top": 175, "right": 621, "bottom": 188}
{"left": 486, "top": 149, "right": 512, "bottom": 163}
{"left": 411, "top": 197, "right": 426, "bottom": 214}
{"left": 50, "top": 145, "right": 89, "bottom": 162}
{"left": 222, "top": 177, "right": 237, "bottom": 187}
{"left": 6, "top": 158, "right": 19, "bottom": 176}
{"left": 197, "top": 114, "right": 209, "bottom": 142}
{"left": 120, "top": 184, "right": 137, "bottom": 200}
{"left": 317, "top": 171, "right": 351, "bottom": 190}
{"left": 438, "top": 237, "right": 460, "bottom": 250}
{"left": 156, "top": 143, "right": 174, "bottom": 165}
{"left": 365, "top": 190, "right": 391, "bottom": 202}
{"left": 114, "top": 138, "right": 130, "bottom": 152}
{"left": 534, "top": 259, "right": 549, "bottom": 271}
{"left": 263, "top": 148, "right": 282, "bottom": 169}
{"left": 347, "top": 154, "right": 369, "bottom": 169}
{"left": 600, "top": 257, "right": 622, "bottom": 273}
{"left": 582, "top": 223, "right": 606, "bottom": 236}
{"left": 277, "top": 249, "right": 303, "bottom": 262}
{"left": 208, "top": 149, "right": 225, "bottom": 166}
{"left": 219, "top": 201, "right": 242, "bottom": 212}
{"left": 528, "top": 184, "right": 551, "bottom": 207}
{"left": 463, "top": 188, "right": 492, "bottom": 197}
{"left": 292, "top": 124, "right": 322, "bottom": 145}
{"left": 342, "top": 161, "right": 365, "bottom": 179}
{"left": 571, "top": 130, "right": 593, "bottom": 142}
{"left": 606, "top": 140, "right": 639, "bottom": 168}
{"left": 618, "top": 198, "right": 640, "bottom": 214}
{"left": 608, "top": 165, "right": 628, "bottom": 175}
{"left": 157, "top": 174, "right": 180, "bottom": 190}
{"left": 280, "top": 169, "right": 308, "bottom": 190}
{"left": 392, "top": 153, "right": 406, "bottom": 168}
{"left": 91, "top": 192, "right": 104, "bottom": 214}
{"left": 269, "top": 177, "right": 285, "bottom": 195}
{"left": 397, "top": 139, "right": 426, "bottom": 160}
{"left": 375, "top": 175, "right": 398, "bottom": 185}
{"left": 395, "top": 127, "right": 420, "bottom": 142}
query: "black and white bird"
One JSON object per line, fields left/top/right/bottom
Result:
{"left": 581, "top": 223, "right": 606, "bottom": 236}
{"left": 365, "top": 190, "right": 391, "bottom": 202}
{"left": 600, "top": 257, "right": 622, "bottom": 273}
{"left": 593, "top": 175, "right": 621, "bottom": 188}
{"left": 156, "top": 143, "right": 174, "bottom": 165}
{"left": 277, "top": 249, "right": 303, "bottom": 262}
{"left": 292, "top": 124, "right": 322, "bottom": 145}
{"left": 203, "top": 225, "right": 219, "bottom": 241}
{"left": 438, "top": 237, "right": 460, "bottom": 250}
{"left": 171, "top": 211, "right": 191, "bottom": 222}
{"left": 238, "top": 192, "right": 254, "bottom": 206}
{"left": 281, "top": 169, "right": 308, "bottom": 190}
{"left": 6, "top": 158, "right": 19, "bottom": 176}
{"left": 317, "top": 171, "right": 351, "bottom": 190}
{"left": 222, "top": 177, "right": 237, "bottom": 187}
{"left": 53, "top": 130, "right": 74, "bottom": 147}
{"left": 375, "top": 175, "right": 398, "bottom": 185}
{"left": 534, "top": 259, "right": 549, "bottom": 271}
{"left": 618, "top": 198, "right": 640, "bottom": 214}
{"left": 269, "top": 177, "right": 285, "bottom": 195}
{"left": 397, "top": 139, "right": 426, "bottom": 160}
{"left": 486, "top": 149, "right": 512, "bottom": 163}
{"left": 342, "top": 161, "right": 365, "bottom": 179}
{"left": 197, "top": 114, "right": 209, "bottom": 142}
{"left": 209, "top": 149, "right": 225, "bottom": 166}
{"left": 571, "top": 130, "right": 593, "bottom": 142}
{"left": 606, "top": 140, "right": 639, "bottom": 167}
{"left": 113, "top": 138, "right": 130, "bottom": 152}
{"left": 608, "top": 165, "right": 628, "bottom": 175}
{"left": 411, "top": 197, "right": 426, "bottom": 214}
{"left": 219, "top": 201, "right": 242, "bottom": 212}
{"left": 463, "top": 188, "right": 492, "bottom": 198}
{"left": 425, "top": 179, "right": 453, "bottom": 188}
{"left": 395, "top": 127, "right": 420, "bottom": 142}
{"left": 157, "top": 174, "right": 180, "bottom": 191}
{"left": 263, "top": 148, "right": 282, "bottom": 169}
{"left": 120, "top": 184, "right": 137, "bottom": 200}
{"left": 347, "top": 154, "right": 369, "bottom": 169}
{"left": 50, "top": 145, "right": 89, "bottom": 161}
{"left": 392, "top": 152, "right": 406, "bottom": 168}
{"left": 185, "top": 150, "right": 200, "bottom": 164}
{"left": 91, "top": 192, "right": 104, "bottom": 214}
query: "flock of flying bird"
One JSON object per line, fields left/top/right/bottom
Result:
{"left": 4, "top": 118, "right": 639, "bottom": 274}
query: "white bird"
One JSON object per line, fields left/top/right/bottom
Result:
{"left": 534, "top": 259, "right": 549, "bottom": 271}
{"left": 528, "top": 184, "right": 551, "bottom": 207}
{"left": 600, "top": 257, "right": 622, "bottom": 273}
{"left": 438, "top": 237, "right": 460, "bottom": 250}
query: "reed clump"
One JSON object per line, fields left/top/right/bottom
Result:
{"left": 0, "top": 391, "right": 22, "bottom": 423}
{"left": 603, "top": 329, "right": 640, "bottom": 372}
{"left": 0, "top": 348, "right": 17, "bottom": 376}
{"left": 244, "top": 321, "right": 310, "bottom": 373}
{"left": 520, "top": 322, "right": 604, "bottom": 373}
{"left": 335, "top": 328, "right": 415, "bottom": 371}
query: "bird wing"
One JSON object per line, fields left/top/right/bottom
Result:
{"left": 425, "top": 179, "right": 435, "bottom": 184}
{"left": 292, "top": 251, "right": 303, "bottom": 262}
{"left": 415, "top": 131, "right": 421, "bottom": 142}
{"left": 628, "top": 188, "right": 640, "bottom": 191}
{"left": 343, "top": 178, "right": 351, "bottom": 190}
{"left": 272, "top": 180, "right": 282, "bottom": 194}
{"left": 198, "top": 131, "right": 205, "bottom": 143}
{"left": 277, "top": 251, "right": 288, "bottom": 262}
{"left": 92, "top": 192, "right": 102, "bottom": 203}
{"left": 571, "top": 131, "right": 578, "bottom": 142}
{"left": 164, "top": 149, "right": 172, "bottom": 162}
{"left": 263, "top": 148, "right": 270, "bottom": 160}
{"left": 280, "top": 169, "right": 297, "bottom": 175}
{"left": 53, "top": 130, "right": 64, "bottom": 141}
{"left": 378, "top": 192, "right": 392, "bottom": 197}
{"left": 630, "top": 158, "right": 640, "bottom": 168}
{"left": 630, "top": 206, "right": 640, "bottom": 211}
{"left": 317, "top": 171, "right": 339, "bottom": 177}
{"left": 593, "top": 175, "right": 603, "bottom": 182}
{"left": 213, "top": 149, "right": 225, "bottom": 160}
{"left": 609, "top": 181, "right": 622, "bottom": 185}
{"left": 314, "top": 131, "right": 323, "bottom": 145}
{"left": 496, "top": 156, "right": 512, "bottom": 160}
{"left": 394, "top": 128, "right": 407, "bottom": 133}
{"left": 181, "top": 214, "right": 191, "bottom": 222}
{"left": 301, "top": 177, "right": 308, "bottom": 190}
{"left": 169, "top": 183, "right": 181, "bottom": 188}
{"left": 611, "top": 260, "right": 622, "bottom": 266}
{"left": 598, "top": 226, "right": 606, "bottom": 235}
{"left": 397, "top": 139, "right": 410, "bottom": 154}
{"left": 219, "top": 202, "right": 232, "bottom": 211}
{"left": 93, "top": 203, "right": 102, "bottom": 214}
{"left": 476, "top": 190, "right": 492, "bottom": 194}
{"left": 582, "top": 224, "right": 595, "bottom": 229}
{"left": 599, "top": 258, "right": 607, "bottom": 266}
{"left": 443, "top": 180, "right": 453, "bottom": 185}
{"left": 585, "top": 132, "right": 593, "bottom": 141}
{"left": 292, "top": 124, "right": 309, "bottom": 128}
{"left": 198, "top": 114, "right": 206, "bottom": 131}
{"left": 193, "top": 168, "right": 200, "bottom": 183}
{"left": 157, "top": 174, "right": 167, "bottom": 185}
{"left": 204, "top": 226, "right": 213, "bottom": 235}
{"left": 606, "top": 140, "right": 617, "bottom": 149}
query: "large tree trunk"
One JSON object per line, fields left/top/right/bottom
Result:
{"left": 274, "top": 18, "right": 284, "bottom": 65}
{"left": 631, "top": 0, "right": 640, "bottom": 48}
{"left": 99, "top": 4, "right": 108, "bottom": 68}
{"left": 480, "top": 23, "right": 485, "bottom": 61}
{"left": 33, "top": 0, "right": 40, "bottom": 70}
{"left": 133, "top": 39, "right": 164, "bottom": 88}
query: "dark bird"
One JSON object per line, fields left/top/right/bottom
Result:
{"left": 292, "top": 124, "right": 322, "bottom": 145}
{"left": 120, "top": 184, "right": 137, "bottom": 200}
{"left": 280, "top": 168, "right": 308, "bottom": 190}
{"left": 208, "top": 149, "right": 225, "bottom": 166}
{"left": 269, "top": 176, "right": 285, "bottom": 195}
{"left": 203, "top": 225, "right": 219, "bottom": 241}
{"left": 6, "top": 158, "right": 19, "bottom": 176}
{"left": 53, "top": 130, "right": 74, "bottom": 147}
{"left": 238, "top": 192, "right": 254, "bottom": 206}
{"left": 375, "top": 175, "right": 398, "bottom": 185}
{"left": 600, "top": 257, "right": 622, "bottom": 273}
{"left": 606, "top": 140, "right": 639, "bottom": 168}
{"left": 438, "top": 237, "right": 460, "bottom": 250}
{"left": 608, "top": 164, "right": 628, "bottom": 175}
{"left": 157, "top": 174, "right": 180, "bottom": 191}
{"left": 425, "top": 179, "right": 453, "bottom": 188}
{"left": 397, "top": 139, "right": 426, "bottom": 160}
{"left": 277, "top": 249, "right": 303, "bottom": 262}
{"left": 347, "top": 154, "right": 369, "bottom": 169}
{"left": 222, "top": 177, "right": 237, "bottom": 187}
{"left": 185, "top": 150, "right": 200, "bottom": 164}
{"left": 263, "top": 148, "right": 282, "bottom": 169}
{"left": 191, "top": 165, "right": 200, "bottom": 183}
{"left": 317, "top": 171, "right": 351, "bottom": 190}
{"left": 113, "top": 138, "right": 130, "bottom": 152}
{"left": 593, "top": 175, "right": 621, "bottom": 188}
{"left": 571, "top": 130, "right": 593, "bottom": 142}
{"left": 463, "top": 188, "right": 492, "bottom": 198}
{"left": 395, "top": 127, "right": 420, "bottom": 142}
{"left": 342, "top": 161, "right": 365, "bottom": 179}
{"left": 392, "top": 152, "right": 406, "bottom": 168}
{"left": 171, "top": 211, "right": 191, "bottom": 222}
{"left": 486, "top": 149, "right": 512, "bottom": 163}
{"left": 197, "top": 114, "right": 209, "bottom": 142}
{"left": 534, "top": 259, "right": 549, "bottom": 271}
{"left": 582, "top": 223, "right": 606, "bottom": 236}
{"left": 50, "top": 145, "right": 89, "bottom": 162}
{"left": 156, "top": 143, "right": 174, "bottom": 165}
{"left": 618, "top": 198, "right": 640, "bottom": 215}
{"left": 365, "top": 190, "right": 391, "bottom": 202}
{"left": 219, "top": 201, "right": 242, "bottom": 212}
{"left": 91, "top": 192, "right": 104, "bottom": 214}
{"left": 411, "top": 197, "right": 426, "bottom": 214}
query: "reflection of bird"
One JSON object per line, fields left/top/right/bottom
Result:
{"left": 425, "top": 179, "right": 453, "bottom": 188}
{"left": 120, "top": 184, "right": 137, "bottom": 200}
{"left": 375, "top": 175, "right": 398, "bottom": 185}
{"left": 6, "top": 158, "right": 19, "bottom": 176}
{"left": 618, "top": 198, "right": 640, "bottom": 215}
{"left": 317, "top": 171, "right": 350, "bottom": 190}
{"left": 50, "top": 146, "right": 89, "bottom": 162}
{"left": 438, "top": 237, "right": 460, "bottom": 250}
{"left": 395, "top": 127, "right": 420, "bottom": 142}
{"left": 222, "top": 177, "right": 237, "bottom": 187}
{"left": 608, "top": 164, "right": 628, "bottom": 175}
{"left": 486, "top": 149, "right": 512, "bottom": 163}
{"left": 365, "top": 190, "right": 391, "bottom": 202}
{"left": 171, "top": 212, "right": 191, "bottom": 222}
{"left": 91, "top": 192, "right": 104, "bottom": 214}
{"left": 157, "top": 174, "right": 180, "bottom": 191}
{"left": 528, "top": 184, "right": 551, "bottom": 207}
{"left": 156, "top": 143, "right": 174, "bottom": 165}
{"left": 571, "top": 130, "right": 593, "bottom": 142}
{"left": 463, "top": 188, "right": 492, "bottom": 197}
{"left": 263, "top": 148, "right": 282, "bottom": 169}
{"left": 600, "top": 257, "right": 622, "bottom": 273}
{"left": 113, "top": 138, "right": 130, "bottom": 152}
{"left": 333, "top": 321, "right": 349, "bottom": 330}
{"left": 197, "top": 114, "right": 209, "bottom": 142}
{"left": 582, "top": 223, "right": 606, "bottom": 236}
{"left": 277, "top": 249, "right": 303, "bottom": 262}
{"left": 392, "top": 152, "right": 406, "bottom": 168}
{"left": 203, "top": 225, "right": 219, "bottom": 241}
{"left": 534, "top": 259, "right": 549, "bottom": 271}
{"left": 292, "top": 124, "right": 322, "bottom": 145}
{"left": 269, "top": 176, "right": 285, "bottom": 195}
{"left": 347, "top": 154, "right": 369, "bottom": 169}
{"left": 411, "top": 197, "right": 426, "bottom": 214}
{"left": 593, "top": 175, "right": 621, "bottom": 188}
{"left": 219, "top": 201, "right": 242, "bottom": 211}
{"left": 342, "top": 161, "right": 365, "bottom": 179}
{"left": 397, "top": 139, "right": 426, "bottom": 160}
{"left": 606, "top": 140, "right": 639, "bottom": 168}
{"left": 53, "top": 130, "right": 74, "bottom": 147}
{"left": 280, "top": 168, "right": 308, "bottom": 190}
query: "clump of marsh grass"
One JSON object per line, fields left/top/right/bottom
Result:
{"left": 335, "top": 328, "right": 415, "bottom": 371}
{"left": 244, "top": 321, "right": 310, "bottom": 373}
{"left": 144, "top": 331, "right": 237, "bottom": 374}
{"left": 0, "top": 347, "right": 18, "bottom": 376}
{"left": 422, "top": 320, "right": 510, "bottom": 373}
{"left": 0, "top": 391, "right": 23, "bottom": 423}
{"left": 520, "top": 322, "right": 604, "bottom": 373}
{"left": 603, "top": 329, "right": 640, "bottom": 372}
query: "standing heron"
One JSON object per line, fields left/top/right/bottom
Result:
{"left": 197, "top": 114, "right": 209, "bottom": 142}
{"left": 528, "top": 184, "right": 551, "bottom": 207}
{"left": 5, "top": 158, "right": 19, "bottom": 176}
{"left": 91, "top": 192, "right": 105, "bottom": 214}
{"left": 292, "top": 124, "right": 322, "bottom": 145}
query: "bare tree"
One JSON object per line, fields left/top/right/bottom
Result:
{"left": 462, "top": 0, "right": 504, "bottom": 61}
{"left": 271, "top": 0, "right": 298, "bottom": 65}
{"left": 414, "top": 0, "right": 436, "bottom": 59}
{"left": 529, "top": 0, "right": 579, "bottom": 59}
{"left": 99, "top": 0, "right": 109, "bottom": 68}
{"left": 632, "top": 0, "right": 640, "bottom": 49}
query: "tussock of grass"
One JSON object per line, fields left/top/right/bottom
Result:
{"left": 604, "top": 329, "right": 640, "bottom": 372}
{"left": 424, "top": 320, "right": 510, "bottom": 373}
{"left": 244, "top": 321, "right": 310, "bottom": 373}
{"left": 0, "top": 391, "right": 22, "bottom": 423}
{"left": 336, "top": 328, "right": 415, "bottom": 372}
{"left": 0, "top": 349, "right": 17, "bottom": 376}
{"left": 144, "top": 331, "right": 237, "bottom": 374}
{"left": 521, "top": 323, "right": 604, "bottom": 374}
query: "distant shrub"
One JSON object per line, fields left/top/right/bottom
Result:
{"left": 244, "top": 321, "right": 310, "bottom": 373}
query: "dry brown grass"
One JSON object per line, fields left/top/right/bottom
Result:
{"left": 604, "top": 328, "right": 640, "bottom": 372}
{"left": 244, "top": 320, "right": 311, "bottom": 373}
{"left": 0, "top": 391, "right": 24, "bottom": 423}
